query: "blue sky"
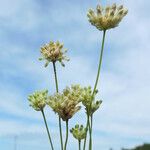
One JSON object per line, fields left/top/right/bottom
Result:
{"left": 0, "top": 0, "right": 150, "bottom": 150}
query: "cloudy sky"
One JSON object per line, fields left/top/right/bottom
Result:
{"left": 0, "top": 0, "right": 150, "bottom": 150}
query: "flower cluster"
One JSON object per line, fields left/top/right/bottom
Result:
{"left": 39, "top": 41, "right": 69, "bottom": 67}
{"left": 70, "top": 124, "right": 87, "bottom": 141}
{"left": 28, "top": 90, "right": 48, "bottom": 111}
{"left": 87, "top": 3, "right": 128, "bottom": 31}
{"left": 47, "top": 85, "right": 83, "bottom": 121}
{"left": 81, "top": 86, "right": 102, "bottom": 115}
{"left": 27, "top": 2, "right": 128, "bottom": 149}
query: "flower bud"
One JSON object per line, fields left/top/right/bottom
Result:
{"left": 112, "top": 3, "right": 117, "bottom": 11}
{"left": 96, "top": 5, "right": 102, "bottom": 15}
{"left": 118, "top": 5, "right": 123, "bottom": 10}
{"left": 70, "top": 124, "right": 87, "bottom": 140}
{"left": 91, "top": 100, "right": 102, "bottom": 114}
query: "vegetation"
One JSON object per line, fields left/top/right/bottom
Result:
{"left": 122, "top": 144, "right": 150, "bottom": 150}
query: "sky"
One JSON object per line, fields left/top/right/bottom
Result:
{"left": 0, "top": 0, "right": 150, "bottom": 150}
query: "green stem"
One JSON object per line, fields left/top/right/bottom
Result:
{"left": 89, "top": 30, "right": 107, "bottom": 150}
{"left": 89, "top": 116, "right": 92, "bottom": 150}
{"left": 89, "top": 115, "right": 93, "bottom": 150}
{"left": 78, "top": 140, "right": 81, "bottom": 150}
{"left": 52, "top": 62, "right": 59, "bottom": 93}
{"left": 83, "top": 115, "right": 89, "bottom": 150}
{"left": 52, "top": 62, "right": 63, "bottom": 150}
{"left": 64, "top": 120, "right": 69, "bottom": 150}
{"left": 58, "top": 116, "right": 63, "bottom": 150}
{"left": 91, "top": 115, "right": 93, "bottom": 132}
{"left": 41, "top": 109, "right": 54, "bottom": 150}
{"left": 92, "top": 30, "right": 106, "bottom": 97}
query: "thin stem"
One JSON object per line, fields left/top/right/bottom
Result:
{"left": 41, "top": 109, "right": 54, "bottom": 150}
{"left": 83, "top": 115, "right": 89, "bottom": 150}
{"left": 91, "top": 115, "right": 93, "bottom": 132}
{"left": 52, "top": 62, "right": 63, "bottom": 150}
{"left": 89, "top": 116, "right": 92, "bottom": 150}
{"left": 64, "top": 120, "right": 69, "bottom": 150}
{"left": 78, "top": 140, "right": 81, "bottom": 150}
{"left": 89, "top": 115, "right": 93, "bottom": 150}
{"left": 52, "top": 62, "right": 59, "bottom": 93}
{"left": 58, "top": 116, "right": 63, "bottom": 150}
{"left": 92, "top": 30, "right": 106, "bottom": 97}
{"left": 89, "top": 30, "right": 107, "bottom": 150}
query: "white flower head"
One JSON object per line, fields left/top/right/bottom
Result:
{"left": 87, "top": 3, "right": 128, "bottom": 31}
{"left": 28, "top": 90, "right": 48, "bottom": 111}
{"left": 47, "top": 85, "right": 83, "bottom": 121}
{"left": 39, "top": 41, "right": 69, "bottom": 67}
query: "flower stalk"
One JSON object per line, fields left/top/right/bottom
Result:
{"left": 89, "top": 30, "right": 106, "bottom": 150}
{"left": 92, "top": 30, "right": 106, "bottom": 97}
{"left": 28, "top": 90, "right": 54, "bottom": 149}
{"left": 83, "top": 115, "right": 89, "bottom": 150}
{"left": 64, "top": 120, "right": 69, "bottom": 150}
{"left": 41, "top": 109, "right": 54, "bottom": 150}
{"left": 78, "top": 140, "right": 81, "bottom": 150}
{"left": 52, "top": 62, "right": 59, "bottom": 93}
{"left": 52, "top": 61, "right": 63, "bottom": 150}
{"left": 70, "top": 124, "right": 87, "bottom": 150}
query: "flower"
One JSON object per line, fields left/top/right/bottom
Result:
{"left": 39, "top": 41, "right": 69, "bottom": 67}
{"left": 91, "top": 100, "right": 102, "bottom": 114}
{"left": 47, "top": 85, "right": 83, "bottom": 121}
{"left": 87, "top": 3, "right": 128, "bottom": 31}
{"left": 70, "top": 124, "right": 87, "bottom": 140}
{"left": 81, "top": 86, "right": 102, "bottom": 115}
{"left": 28, "top": 90, "right": 48, "bottom": 111}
